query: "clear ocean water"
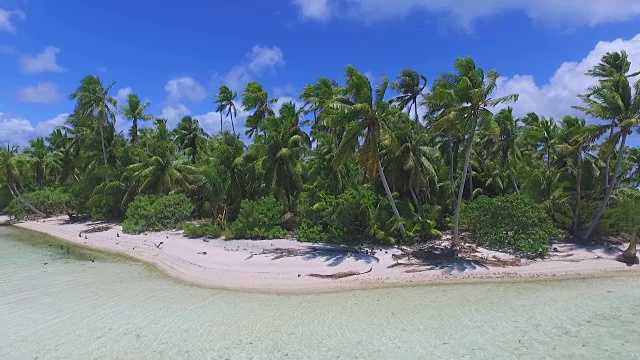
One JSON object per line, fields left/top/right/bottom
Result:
{"left": 1, "top": 226, "right": 638, "bottom": 360}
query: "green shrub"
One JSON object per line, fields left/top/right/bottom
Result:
{"left": 297, "top": 189, "right": 379, "bottom": 243}
{"left": 597, "top": 188, "right": 640, "bottom": 236}
{"left": 461, "top": 194, "right": 559, "bottom": 256}
{"left": 228, "top": 197, "right": 286, "bottom": 239}
{"left": 3, "top": 189, "right": 69, "bottom": 220}
{"left": 181, "top": 222, "right": 222, "bottom": 239}
{"left": 122, "top": 193, "right": 194, "bottom": 233}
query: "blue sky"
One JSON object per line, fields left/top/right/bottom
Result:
{"left": 1, "top": 0, "right": 640, "bottom": 146}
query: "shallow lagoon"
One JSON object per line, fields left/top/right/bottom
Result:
{"left": 1, "top": 226, "right": 638, "bottom": 359}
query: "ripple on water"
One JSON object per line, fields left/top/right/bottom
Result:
{"left": 1, "top": 226, "right": 639, "bottom": 359}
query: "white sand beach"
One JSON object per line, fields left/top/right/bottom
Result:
{"left": 4, "top": 215, "right": 638, "bottom": 293}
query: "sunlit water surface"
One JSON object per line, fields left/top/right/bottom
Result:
{"left": 1, "top": 226, "right": 639, "bottom": 359}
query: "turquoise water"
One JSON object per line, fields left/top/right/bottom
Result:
{"left": 1, "top": 226, "right": 639, "bottom": 360}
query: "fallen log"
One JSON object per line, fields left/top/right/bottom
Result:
{"left": 308, "top": 267, "right": 373, "bottom": 279}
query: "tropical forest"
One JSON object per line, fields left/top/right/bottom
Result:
{"left": 2, "top": 52, "right": 640, "bottom": 257}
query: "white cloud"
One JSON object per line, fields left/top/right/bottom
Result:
{"left": 295, "top": 0, "right": 640, "bottom": 28}
{"left": 0, "top": 112, "right": 68, "bottom": 146}
{"left": 160, "top": 103, "right": 192, "bottom": 128}
{"left": 20, "top": 46, "right": 67, "bottom": 74}
{"left": 0, "top": 8, "right": 25, "bottom": 33}
{"left": 294, "top": 0, "right": 330, "bottom": 20}
{"left": 222, "top": 45, "right": 285, "bottom": 90}
{"left": 17, "top": 83, "right": 63, "bottom": 104}
{"left": 193, "top": 101, "right": 251, "bottom": 137}
{"left": 164, "top": 77, "right": 207, "bottom": 102}
{"left": 493, "top": 33, "right": 640, "bottom": 120}
{"left": 115, "top": 87, "right": 133, "bottom": 105}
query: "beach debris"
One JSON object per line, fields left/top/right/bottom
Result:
{"left": 89, "top": 258, "right": 95, "bottom": 263}
{"left": 117, "top": 233, "right": 120, "bottom": 237}
{"left": 78, "top": 233, "right": 82, "bottom": 238}
{"left": 80, "top": 225, "right": 112, "bottom": 236}
{"left": 84, "top": 235, "right": 87, "bottom": 240}
{"left": 197, "top": 251, "right": 207, "bottom": 255}
{"left": 616, "top": 230, "right": 639, "bottom": 265}
{"left": 308, "top": 267, "right": 373, "bottom": 279}
{"left": 43, "top": 262, "right": 48, "bottom": 265}
{"left": 389, "top": 244, "right": 521, "bottom": 269}
{"left": 154, "top": 241, "right": 164, "bottom": 249}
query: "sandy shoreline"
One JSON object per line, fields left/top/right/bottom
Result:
{"left": 3, "top": 215, "right": 639, "bottom": 293}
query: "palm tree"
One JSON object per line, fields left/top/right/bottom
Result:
{"left": 574, "top": 51, "right": 640, "bottom": 241}
{"left": 585, "top": 50, "right": 640, "bottom": 188}
{"left": 70, "top": 75, "right": 117, "bottom": 166}
{"left": 325, "top": 65, "right": 407, "bottom": 235}
{"left": 0, "top": 145, "right": 46, "bottom": 216}
{"left": 174, "top": 116, "right": 209, "bottom": 163}
{"left": 123, "top": 119, "right": 199, "bottom": 199}
{"left": 300, "top": 78, "right": 341, "bottom": 128}
{"left": 490, "top": 108, "right": 521, "bottom": 194}
{"left": 120, "top": 94, "right": 152, "bottom": 145}
{"left": 558, "top": 116, "right": 603, "bottom": 234}
{"left": 242, "top": 81, "right": 277, "bottom": 138}
{"left": 214, "top": 85, "right": 238, "bottom": 135}
{"left": 243, "top": 102, "right": 310, "bottom": 210}
{"left": 382, "top": 117, "right": 438, "bottom": 207}
{"left": 24, "top": 137, "right": 61, "bottom": 188}
{"left": 427, "top": 57, "right": 518, "bottom": 247}
{"left": 391, "top": 69, "right": 428, "bottom": 122}
{"left": 47, "top": 128, "right": 78, "bottom": 184}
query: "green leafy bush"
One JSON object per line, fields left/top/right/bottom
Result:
{"left": 122, "top": 193, "right": 194, "bottom": 233}
{"left": 181, "top": 222, "right": 222, "bottom": 239}
{"left": 3, "top": 189, "right": 70, "bottom": 219}
{"left": 228, "top": 197, "right": 286, "bottom": 239}
{"left": 597, "top": 188, "right": 640, "bottom": 236}
{"left": 461, "top": 194, "right": 559, "bottom": 256}
{"left": 297, "top": 189, "right": 379, "bottom": 243}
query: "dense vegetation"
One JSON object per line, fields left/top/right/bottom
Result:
{"left": 1, "top": 52, "right": 639, "bottom": 255}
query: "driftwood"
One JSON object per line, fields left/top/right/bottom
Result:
{"left": 308, "top": 267, "right": 373, "bottom": 279}
{"left": 617, "top": 230, "right": 639, "bottom": 265}
{"left": 79, "top": 225, "right": 112, "bottom": 235}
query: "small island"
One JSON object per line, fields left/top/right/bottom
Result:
{"left": 1, "top": 51, "right": 639, "bottom": 293}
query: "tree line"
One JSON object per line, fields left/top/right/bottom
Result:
{"left": 1, "top": 52, "right": 639, "bottom": 251}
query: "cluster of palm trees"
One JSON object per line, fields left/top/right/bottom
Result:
{"left": 1, "top": 52, "right": 639, "bottom": 243}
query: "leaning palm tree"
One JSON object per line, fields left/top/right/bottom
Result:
{"left": 214, "top": 85, "right": 238, "bottom": 134}
{"left": 325, "top": 65, "right": 407, "bottom": 235}
{"left": 574, "top": 52, "right": 640, "bottom": 242}
{"left": 70, "top": 76, "right": 117, "bottom": 166}
{"left": 586, "top": 50, "right": 640, "bottom": 188}
{"left": 391, "top": 69, "right": 428, "bottom": 122}
{"left": 120, "top": 94, "right": 152, "bottom": 145}
{"left": 242, "top": 81, "right": 277, "bottom": 138}
{"left": 0, "top": 145, "right": 46, "bottom": 216}
{"left": 427, "top": 57, "right": 518, "bottom": 247}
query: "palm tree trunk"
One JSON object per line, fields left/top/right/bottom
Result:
{"left": 231, "top": 114, "right": 236, "bottom": 135}
{"left": 413, "top": 99, "right": 419, "bottom": 122}
{"left": 453, "top": 120, "right": 477, "bottom": 248}
{"left": 604, "top": 124, "right": 614, "bottom": 188}
{"left": 578, "top": 133, "right": 627, "bottom": 242}
{"left": 220, "top": 112, "right": 223, "bottom": 133}
{"left": 378, "top": 161, "right": 406, "bottom": 235}
{"left": 131, "top": 119, "right": 138, "bottom": 145}
{"left": 572, "top": 146, "right": 583, "bottom": 235}
{"left": 410, "top": 186, "right": 420, "bottom": 209}
{"left": 468, "top": 163, "right": 474, "bottom": 201}
{"left": 99, "top": 123, "right": 108, "bottom": 166}
{"left": 8, "top": 183, "right": 46, "bottom": 217}
{"left": 508, "top": 159, "right": 520, "bottom": 194}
